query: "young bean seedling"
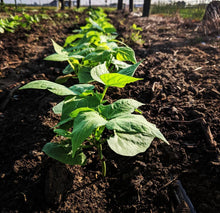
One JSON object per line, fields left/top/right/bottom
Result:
{"left": 20, "top": 8, "right": 168, "bottom": 176}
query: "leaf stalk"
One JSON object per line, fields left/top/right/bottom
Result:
{"left": 97, "top": 142, "right": 106, "bottom": 177}
{"left": 100, "top": 86, "right": 108, "bottom": 103}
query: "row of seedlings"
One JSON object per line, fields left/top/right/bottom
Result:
{"left": 20, "top": 8, "right": 168, "bottom": 176}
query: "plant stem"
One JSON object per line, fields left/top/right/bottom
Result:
{"left": 98, "top": 143, "right": 106, "bottom": 177}
{"left": 100, "top": 86, "right": 108, "bottom": 103}
{"left": 68, "top": 59, "right": 75, "bottom": 72}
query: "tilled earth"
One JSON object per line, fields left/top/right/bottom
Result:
{"left": 0, "top": 9, "right": 219, "bottom": 213}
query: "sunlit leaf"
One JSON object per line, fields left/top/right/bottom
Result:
{"left": 44, "top": 53, "right": 69, "bottom": 61}
{"left": 118, "top": 61, "right": 142, "bottom": 76}
{"left": 99, "top": 99, "right": 144, "bottom": 119}
{"left": 115, "top": 47, "right": 137, "bottom": 64}
{"left": 106, "top": 114, "right": 168, "bottom": 143}
{"left": 20, "top": 80, "right": 76, "bottom": 96}
{"left": 91, "top": 63, "right": 109, "bottom": 84}
{"left": 107, "top": 132, "right": 154, "bottom": 156}
{"left": 100, "top": 73, "right": 142, "bottom": 88}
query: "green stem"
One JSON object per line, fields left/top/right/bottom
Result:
{"left": 100, "top": 86, "right": 108, "bottom": 104}
{"left": 68, "top": 59, "right": 75, "bottom": 72}
{"left": 98, "top": 143, "right": 106, "bottom": 177}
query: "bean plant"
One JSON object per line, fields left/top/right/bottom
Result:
{"left": 130, "top": 23, "right": 145, "bottom": 46}
{"left": 0, "top": 12, "right": 51, "bottom": 33}
{"left": 20, "top": 8, "right": 168, "bottom": 176}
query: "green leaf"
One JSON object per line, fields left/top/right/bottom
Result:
{"left": 115, "top": 47, "right": 137, "bottom": 64}
{"left": 61, "top": 96, "right": 100, "bottom": 121}
{"left": 107, "top": 132, "right": 154, "bottom": 156}
{"left": 75, "top": 47, "right": 95, "bottom": 57}
{"left": 63, "top": 64, "right": 74, "bottom": 74}
{"left": 85, "top": 50, "right": 112, "bottom": 63}
{"left": 68, "top": 84, "right": 94, "bottom": 95}
{"left": 88, "top": 17, "right": 104, "bottom": 32}
{"left": 0, "top": 26, "right": 4, "bottom": 33}
{"left": 102, "top": 22, "right": 116, "bottom": 33}
{"left": 112, "top": 58, "right": 131, "bottom": 70}
{"left": 106, "top": 40, "right": 118, "bottom": 48}
{"left": 100, "top": 73, "right": 142, "bottom": 88}
{"left": 106, "top": 114, "right": 168, "bottom": 144}
{"left": 43, "top": 142, "right": 86, "bottom": 165}
{"left": 71, "top": 111, "right": 107, "bottom": 156}
{"left": 52, "top": 39, "right": 65, "bottom": 55}
{"left": 99, "top": 99, "right": 144, "bottom": 120}
{"left": 20, "top": 80, "right": 76, "bottom": 96}
{"left": 91, "top": 64, "right": 109, "bottom": 84}
{"left": 52, "top": 101, "right": 63, "bottom": 115}
{"left": 72, "top": 35, "right": 95, "bottom": 48}
{"left": 44, "top": 53, "right": 69, "bottom": 61}
{"left": 118, "top": 61, "right": 142, "bottom": 76}
{"left": 68, "top": 54, "right": 84, "bottom": 59}
{"left": 69, "top": 107, "right": 95, "bottom": 118}
{"left": 64, "top": 34, "right": 84, "bottom": 47}
{"left": 78, "top": 67, "right": 93, "bottom": 83}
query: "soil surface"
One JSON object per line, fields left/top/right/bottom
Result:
{"left": 0, "top": 9, "right": 220, "bottom": 213}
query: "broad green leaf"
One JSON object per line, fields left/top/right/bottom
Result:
{"left": 68, "top": 54, "right": 84, "bottom": 59}
{"left": 63, "top": 64, "right": 74, "bottom": 74}
{"left": 67, "top": 42, "right": 90, "bottom": 51}
{"left": 115, "top": 47, "right": 137, "bottom": 64}
{"left": 78, "top": 67, "right": 93, "bottom": 83}
{"left": 112, "top": 58, "right": 131, "bottom": 70}
{"left": 103, "top": 22, "right": 116, "bottom": 33}
{"left": 99, "top": 35, "right": 109, "bottom": 43}
{"left": 118, "top": 61, "right": 142, "bottom": 76}
{"left": 64, "top": 34, "right": 84, "bottom": 47}
{"left": 86, "top": 30, "right": 103, "bottom": 39}
{"left": 71, "top": 111, "right": 107, "bottom": 156}
{"left": 106, "top": 114, "right": 168, "bottom": 144}
{"left": 52, "top": 39, "right": 64, "bottom": 55}
{"left": 100, "top": 73, "right": 142, "bottom": 88}
{"left": 104, "top": 27, "right": 117, "bottom": 33}
{"left": 44, "top": 53, "right": 69, "bottom": 61}
{"left": 74, "top": 35, "right": 95, "bottom": 48}
{"left": 75, "top": 47, "right": 95, "bottom": 57}
{"left": 69, "top": 107, "right": 95, "bottom": 118}
{"left": 61, "top": 96, "right": 100, "bottom": 121}
{"left": 106, "top": 41, "right": 118, "bottom": 49}
{"left": 52, "top": 101, "right": 63, "bottom": 115}
{"left": 85, "top": 50, "right": 112, "bottom": 63}
{"left": 69, "top": 84, "right": 94, "bottom": 95}
{"left": 43, "top": 142, "right": 86, "bottom": 165}
{"left": 91, "top": 64, "right": 109, "bottom": 84}
{"left": 99, "top": 99, "right": 144, "bottom": 120}
{"left": 107, "top": 132, "right": 154, "bottom": 156}
{"left": 0, "top": 26, "right": 4, "bottom": 33}
{"left": 20, "top": 80, "right": 76, "bottom": 96}
{"left": 88, "top": 17, "right": 104, "bottom": 32}
{"left": 95, "top": 43, "right": 110, "bottom": 51}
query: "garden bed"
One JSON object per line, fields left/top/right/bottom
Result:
{"left": 0, "top": 9, "right": 219, "bottom": 212}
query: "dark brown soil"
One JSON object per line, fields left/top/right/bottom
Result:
{"left": 0, "top": 9, "right": 219, "bottom": 213}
